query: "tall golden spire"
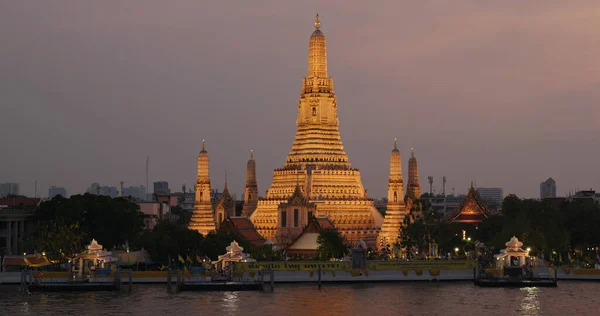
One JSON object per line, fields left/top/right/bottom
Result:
{"left": 308, "top": 14, "right": 327, "bottom": 79}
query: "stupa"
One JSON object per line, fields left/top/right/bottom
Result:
{"left": 250, "top": 15, "right": 383, "bottom": 245}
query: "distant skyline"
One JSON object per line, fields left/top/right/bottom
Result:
{"left": 2, "top": 1, "right": 599, "bottom": 199}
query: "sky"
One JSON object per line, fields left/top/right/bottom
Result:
{"left": 1, "top": 1, "right": 599, "bottom": 199}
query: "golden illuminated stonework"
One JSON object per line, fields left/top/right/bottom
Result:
{"left": 188, "top": 140, "right": 217, "bottom": 235}
{"left": 378, "top": 139, "right": 407, "bottom": 248}
{"left": 250, "top": 15, "right": 384, "bottom": 245}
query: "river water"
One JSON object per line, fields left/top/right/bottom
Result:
{"left": 0, "top": 282, "right": 599, "bottom": 315}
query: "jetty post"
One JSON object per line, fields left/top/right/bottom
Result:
{"left": 318, "top": 265, "right": 322, "bottom": 289}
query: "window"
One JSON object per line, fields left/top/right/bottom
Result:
{"left": 248, "top": 194, "right": 252, "bottom": 201}
{"left": 294, "top": 209, "right": 299, "bottom": 227}
{"left": 312, "top": 107, "right": 316, "bottom": 116}
{"left": 218, "top": 213, "right": 223, "bottom": 224}
{"left": 281, "top": 211, "right": 287, "bottom": 228}
{"left": 308, "top": 211, "right": 313, "bottom": 220}
{"left": 394, "top": 192, "right": 397, "bottom": 202}
{"left": 199, "top": 192, "right": 203, "bottom": 202}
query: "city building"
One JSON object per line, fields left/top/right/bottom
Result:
{"left": 476, "top": 187, "right": 504, "bottom": 212}
{"left": 569, "top": 189, "right": 600, "bottom": 203}
{"left": 378, "top": 139, "right": 406, "bottom": 248}
{"left": 0, "top": 183, "right": 20, "bottom": 197}
{"left": 86, "top": 183, "right": 118, "bottom": 198}
{"left": 0, "top": 197, "right": 40, "bottom": 255}
{"left": 153, "top": 181, "right": 170, "bottom": 194}
{"left": 540, "top": 178, "right": 556, "bottom": 199}
{"left": 424, "top": 194, "right": 465, "bottom": 217}
{"left": 188, "top": 141, "right": 217, "bottom": 235}
{"left": 242, "top": 150, "right": 259, "bottom": 216}
{"left": 249, "top": 15, "right": 384, "bottom": 246}
{"left": 48, "top": 186, "right": 67, "bottom": 198}
{"left": 446, "top": 184, "right": 491, "bottom": 225}
{"left": 137, "top": 201, "right": 171, "bottom": 230}
{"left": 122, "top": 185, "right": 147, "bottom": 201}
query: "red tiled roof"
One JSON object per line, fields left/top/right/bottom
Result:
{"left": 219, "top": 217, "right": 265, "bottom": 248}
{"left": 0, "top": 198, "right": 41, "bottom": 207}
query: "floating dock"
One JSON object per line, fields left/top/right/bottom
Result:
{"left": 27, "top": 282, "right": 120, "bottom": 292}
{"left": 178, "top": 281, "right": 264, "bottom": 291}
{"left": 475, "top": 278, "right": 557, "bottom": 288}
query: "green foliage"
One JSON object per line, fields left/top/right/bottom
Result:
{"left": 32, "top": 194, "right": 146, "bottom": 261}
{"left": 169, "top": 205, "right": 192, "bottom": 227}
{"left": 399, "top": 199, "right": 441, "bottom": 255}
{"left": 133, "top": 221, "right": 240, "bottom": 263}
{"left": 317, "top": 228, "right": 348, "bottom": 259}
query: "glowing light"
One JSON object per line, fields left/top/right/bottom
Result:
{"left": 467, "top": 237, "right": 471, "bottom": 241}
{"left": 527, "top": 247, "right": 531, "bottom": 252}
{"left": 454, "top": 248, "right": 459, "bottom": 252}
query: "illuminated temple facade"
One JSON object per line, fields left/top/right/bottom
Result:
{"left": 250, "top": 15, "right": 384, "bottom": 245}
{"left": 189, "top": 141, "right": 217, "bottom": 235}
{"left": 378, "top": 139, "right": 407, "bottom": 247}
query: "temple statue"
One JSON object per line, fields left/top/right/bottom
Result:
{"left": 215, "top": 171, "right": 235, "bottom": 228}
{"left": 378, "top": 139, "right": 407, "bottom": 248}
{"left": 250, "top": 15, "right": 383, "bottom": 245}
{"left": 241, "top": 150, "right": 259, "bottom": 217}
{"left": 188, "top": 140, "right": 217, "bottom": 235}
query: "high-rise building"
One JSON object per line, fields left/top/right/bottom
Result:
{"left": 153, "top": 181, "right": 170, "bottom": 194}
{"left": 87, "top": 183, "right": 118, "bottom": 198}
{"left": 476, "top": 187, "right": 504, "bottom": 209}
{"left": 0, "top": 183, "right": 20, "bottom": 197}
{"left": 249, "top": 15, "right": 384, "bottom": 245}
{"left": 122, "top": 185, "right": 147, "bottom": 201}
{"left": 188, "top": 141, "right": 216, "bottom": 235}
{"left": 540, "top": 178, "right": 556, "bottom": 199}
{"left": 242, "top": 150, "right": 259, "bottom": 216}
{"left": 48, "top": 186, "right": 67, "bottom": 198}
{"left": 379, "top": 139, "right": 406, "bottom": 248}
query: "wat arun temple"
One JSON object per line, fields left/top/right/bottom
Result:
{"left": 189, "top": 16, "right": 421, "bottom": 247}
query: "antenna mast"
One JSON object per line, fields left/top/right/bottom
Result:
{"left": 146, "top": 156, "right": 149, "bottom": 201}
{"left": 428, "top": 176, "right": 433, "bottom": 196}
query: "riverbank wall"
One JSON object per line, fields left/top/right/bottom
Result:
{"left": 2, "top": 261, "right": 600, "bottom": 284}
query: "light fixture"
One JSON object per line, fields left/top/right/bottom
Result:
{"left": 42, "top": 252, "right": 46, "bottom": 256}
{"left": 467, "top": 237, "right": 471, "bottom": 241}
{"left": 23, "top": 252, "right": 26, "bottom": 256}
{"left": 454, "top": 248, "right": 459, "bottom": 252}
{"left": 526, "top": 247, "right": 531, "bottom": 252}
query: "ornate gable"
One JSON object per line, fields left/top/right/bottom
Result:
{"left": 446, "top": 185, "right": 491, "bottom": 224}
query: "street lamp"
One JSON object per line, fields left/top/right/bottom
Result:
{"left": 454, "top": 248, "right": 459, "bottom": 252}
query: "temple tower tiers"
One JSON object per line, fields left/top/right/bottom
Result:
{"left": 250, "top": 15, "right": 384, "bottom": 246}
{"left": 242, "top": 150, "right": 259, "bottom": 216}
{"left": 215, "top": 171, "right": 236, "bottom": 228}
{"left": 189, "top": 140, "right": 217, "bottom": 235}
{"left": 406, "top": 148, "right": 421, "bottom": 201}
{"left": 378, "top": 139, "right": 407, "bottom": 247}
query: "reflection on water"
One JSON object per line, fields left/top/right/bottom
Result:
{"left": 519, "top": 287, "right": 540, "bottom": 315}
{"left": 1, "top": 282, "right": 600, "bottom": 315}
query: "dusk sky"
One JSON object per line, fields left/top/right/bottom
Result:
{"left": 1, "top": 1, "right": 599, "bottom": 199}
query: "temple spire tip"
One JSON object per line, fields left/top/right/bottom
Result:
{"left": 394, "top": 138, "right": 397, "bottom": 149}
{"left": 315, "top": 13, "right": 320, "bottom": 29}
{"left": 202, "top": 139, "right": 206, "bottom": 150}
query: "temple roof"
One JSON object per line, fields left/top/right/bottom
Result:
{"left": 218, "top": 217, "right": 265, "bottom": 248}
{"left": 446, "top": 184, "right": 491, "bottom": 224}
{"left": 288, "top": 216, "right": 335, "bottom": 251}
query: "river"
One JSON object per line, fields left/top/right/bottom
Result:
{"left": 0, "top": 282, "right": 598, "bottom": 315}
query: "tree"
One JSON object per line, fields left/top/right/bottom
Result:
{"left": 169, "top": 205, "right": 192, "bottom": 227}
{"left": 317, "top": 228, "right": 348, "bottom": 259}
{"left": 33, "top": 194, "right": 146, "bottom": 258}
{"left": 399, "top": 199, "right": 440, "bottom": 257}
